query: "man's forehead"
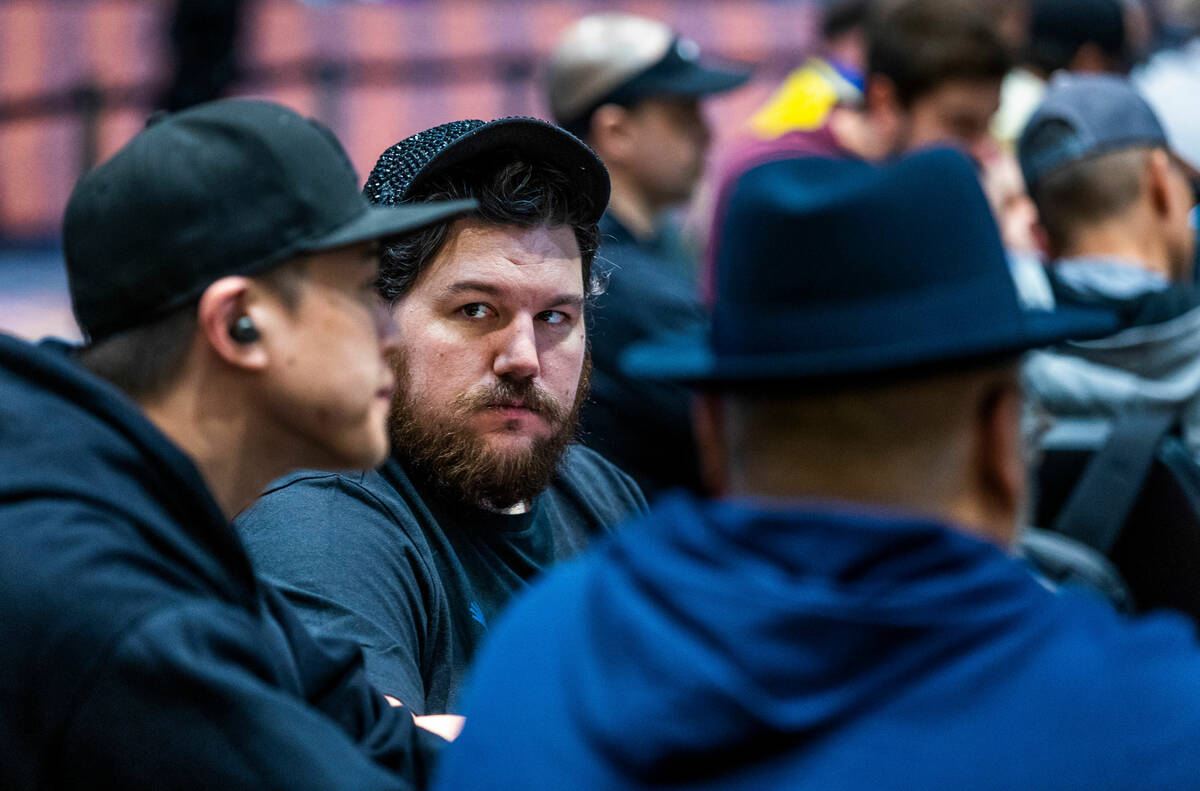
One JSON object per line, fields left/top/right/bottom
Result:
{"left": 924, "top": 78, "right": 1002, "bottom": 109}
{"left": 438, "top": 278, "right": 585, "bottom": 309}
{"left": 444, "top": 217, "right": 580, "bottom": 252}
{"left": 422, "top": 220, "right": 585, "bottom": 293}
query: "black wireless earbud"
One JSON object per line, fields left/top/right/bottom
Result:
{"left": 228, "top": 316, "right": 261, "bottom": 344}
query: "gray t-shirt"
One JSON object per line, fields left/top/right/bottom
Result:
{"left": 237, "top": 445, "right": 646, "bottom": 714}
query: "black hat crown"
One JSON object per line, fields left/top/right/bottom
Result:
{"left": 363, "top": 116, "right": 609, "bottom": 224}
{"left": 622, "top": 149, "right": 1118, "bottom": 386}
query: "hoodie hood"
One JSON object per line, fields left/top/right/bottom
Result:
{"left": 1025, "top": 259, "right": 1200, "bottom": 452}
{"left": 0, "top": 334, "right": 256, "bottom": 605}
{"left": 559, "top": 495, "right": 1046, "bottom": 782}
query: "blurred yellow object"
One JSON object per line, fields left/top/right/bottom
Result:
{"left": 746, "top": 58, "right": 861, "bottom": 139}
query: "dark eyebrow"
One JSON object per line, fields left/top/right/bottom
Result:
{"left": 545, "top": 293, "right": 586, "bottom": 310}
{"left": 440, "top": 280, "right": 585, "bottom": 309}
{"left": 440, "top": 281, "right": 504, "bottom": 299}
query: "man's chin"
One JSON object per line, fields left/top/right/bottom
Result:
{"left": 477, "top": 429, "right": 552, "bottom": 460}
{"left": 474, "top": 416, "right": 557, "bottom": 443}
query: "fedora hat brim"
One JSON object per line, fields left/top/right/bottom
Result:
{"left": 620, "top": 303, "right": 1118, "bottom": 387}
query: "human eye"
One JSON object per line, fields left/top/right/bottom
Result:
{"left": 460, "top": 303, "right": 495, "bottom": 320}
{"left": 537, "top": 310, "right": 572, "bottom": 326}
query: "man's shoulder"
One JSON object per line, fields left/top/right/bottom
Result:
{"left": 0, "top": 502, "right": 265, "bottom": 759}
{"left": 249, "top": 466, "right": 410, "bottom": 522}
{"left": 237, "top": 464, "right": 430, "bottom": 559}
{"left": 982, "top": 600, "right": 1200, "bottom": 774}
{"left": 559, "top": 441, "right": 625, "bottom": 470}
{"left": 1, "top": 491, "right": 249, "bottom": 629}
{"left": 259, "top": 467, "right": 388, "bottom": 500}
{"left": 545, "top": 445, "right": 649, "bottom": 523}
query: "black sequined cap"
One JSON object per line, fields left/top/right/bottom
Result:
{"left": 363, "top": 116, "right": 609, "bottom": 223}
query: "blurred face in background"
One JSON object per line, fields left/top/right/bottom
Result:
{"left": 867, "top": 76, "right": 1004, "bottom": 165}
{"left": 597, "top": 96, "right": 713, "bottom": 211}
{"left": 901, "top": 78, "right": 1003, "bottom": 163}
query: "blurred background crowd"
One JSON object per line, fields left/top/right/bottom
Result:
{"left": 1, "top": 0, "right": 809, "bottom": 340}
{"left": 5, "top": 0, "right": 1198, "bottom": 342}
{"left": 11, "top": 2, "right": 1200, "bottom": 783}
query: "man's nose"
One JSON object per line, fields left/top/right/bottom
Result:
{"left": 493, "top": 316, "right": 540, "bottom": 380}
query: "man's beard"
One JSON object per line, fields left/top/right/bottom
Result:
{"left": 388, "top": 348, "right": 590, "bottom": 510}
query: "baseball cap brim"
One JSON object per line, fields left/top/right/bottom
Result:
{"left": 400, "top": 119, "right": 610, "bottom": 224}
{"left": 624, "top": 60, "right": 752, "bottom": 100}
{"left": 296, "top": 198, "right": 478, "bottom": 253}
{"left": 1018, "top": 74, "right": 1172, "bottom": 191}
{"left": 620, "top": 303, "right": 1119, "bottom": 387}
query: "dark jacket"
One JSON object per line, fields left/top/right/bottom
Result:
{"left": 437, "top": 494, "right": 1200, "bottom": 789}
{"left": 0, "top": 334, "right": 437, "bottom": 790}
{"left": 1026, "top": 259, "right": 1200, "bottom": 456}
{"left": 583, "top": 212, "right": 706, "bottom": 498}
{"left": 237, "top": 445, "right": 646, "bottom": 715}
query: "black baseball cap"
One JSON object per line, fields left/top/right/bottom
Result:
{"left": 1018, "top": 73, "right": 1192, "bottom": 193}
{"left": 545, "top": 13, "right": 751, "bottom": 135}
{"left": 363, "top": 117, "right": 610, "bottom": 223}
{"left": 65, "top": 99, "right": 476, "bottom": 343}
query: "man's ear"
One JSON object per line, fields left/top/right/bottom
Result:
{"left": 863, "top": 75, "right": 901, "bottom": 154}
{"left": 975, "top": 381, "right": 1025, "bottom": 525}
{"left": 693, "top": 392, "right": 730, "bottom": 497}
{"left": 1147, "top": 148, "right": 1177, "bottom": 219}
{"left": 587, "top": 103, "right": 634, "bottom": 163}
{"left": 196, "top": 276, "right": 270, "bottom": 371}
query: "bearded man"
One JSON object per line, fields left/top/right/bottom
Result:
{"left": 236, "top": 118, "right": 647, "bottom": 717}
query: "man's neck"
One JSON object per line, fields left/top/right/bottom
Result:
{"left": 729, "top": 465, "right": 1016, "bottom": 547}
{"left": 605, "top": 174, "right": 663, "bottom": 241}
{"left": 730, "top": 484, "right": 1016, "bottom": 547}
{"left": 139, "top": 379, "right": 280, "bottom": 521}
{"left": 1062, "top": 223, "right": 1175, "bottom": 282}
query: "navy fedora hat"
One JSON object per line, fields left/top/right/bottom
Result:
{"left": 621, "top": 148, "right": 1118, "bottom": 385}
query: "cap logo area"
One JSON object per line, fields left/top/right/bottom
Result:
{"left": 676, "top": 38, "right": 700, "bottom": 61}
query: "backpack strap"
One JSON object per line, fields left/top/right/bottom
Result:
{"left": 1017, "top": 527, "right": 1135, "bottom": 612}
{"left": 1051, "top": 410, "right": 1178, "bottom": 555}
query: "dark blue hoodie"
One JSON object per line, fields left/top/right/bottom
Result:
{"left": 437, "top": 494, "right": 1200, "bottom": 790}
{"left": 0, "top": 333, "right": 437, "bottom": 790}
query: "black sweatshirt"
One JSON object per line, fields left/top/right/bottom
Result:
{"left": 0, "top": 333, "right": 438, "bottom": 790}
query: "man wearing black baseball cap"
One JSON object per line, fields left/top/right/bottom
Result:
{"left": 438, "top": 149, "right": 1200, "bottom": 789}
{"left": 237, "top": 117, "right": 647, "bottom": 719}
{"left": 1019, "top": 74, "right": 1200, "bottom": 455}
{"left": 544, "top": 12, "right": 751, "bottom": 497}
{"left": 0, "top": 98, "right": 474, "bottom": 790}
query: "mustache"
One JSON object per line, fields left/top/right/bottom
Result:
{"left": 454, "top": 377, "right": 567, "bottom": 424}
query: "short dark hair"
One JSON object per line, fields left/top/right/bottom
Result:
{"left": 822, "top": 0, "right": 872, "bottom": 41}
{"left": 1030, "top": 144, "right": 1151, "bottom": 253}
{"left": 377, "top": 155, "right": 603, "bottom": 304}
{"left": 78, "top": 259, "right": 307, "bottom": 399}
{"left": 868, "top": 0, "right": 1012, "bottom": 106}
{"left": 1028, "top": 0, "right": 1126, "bottom": 75}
